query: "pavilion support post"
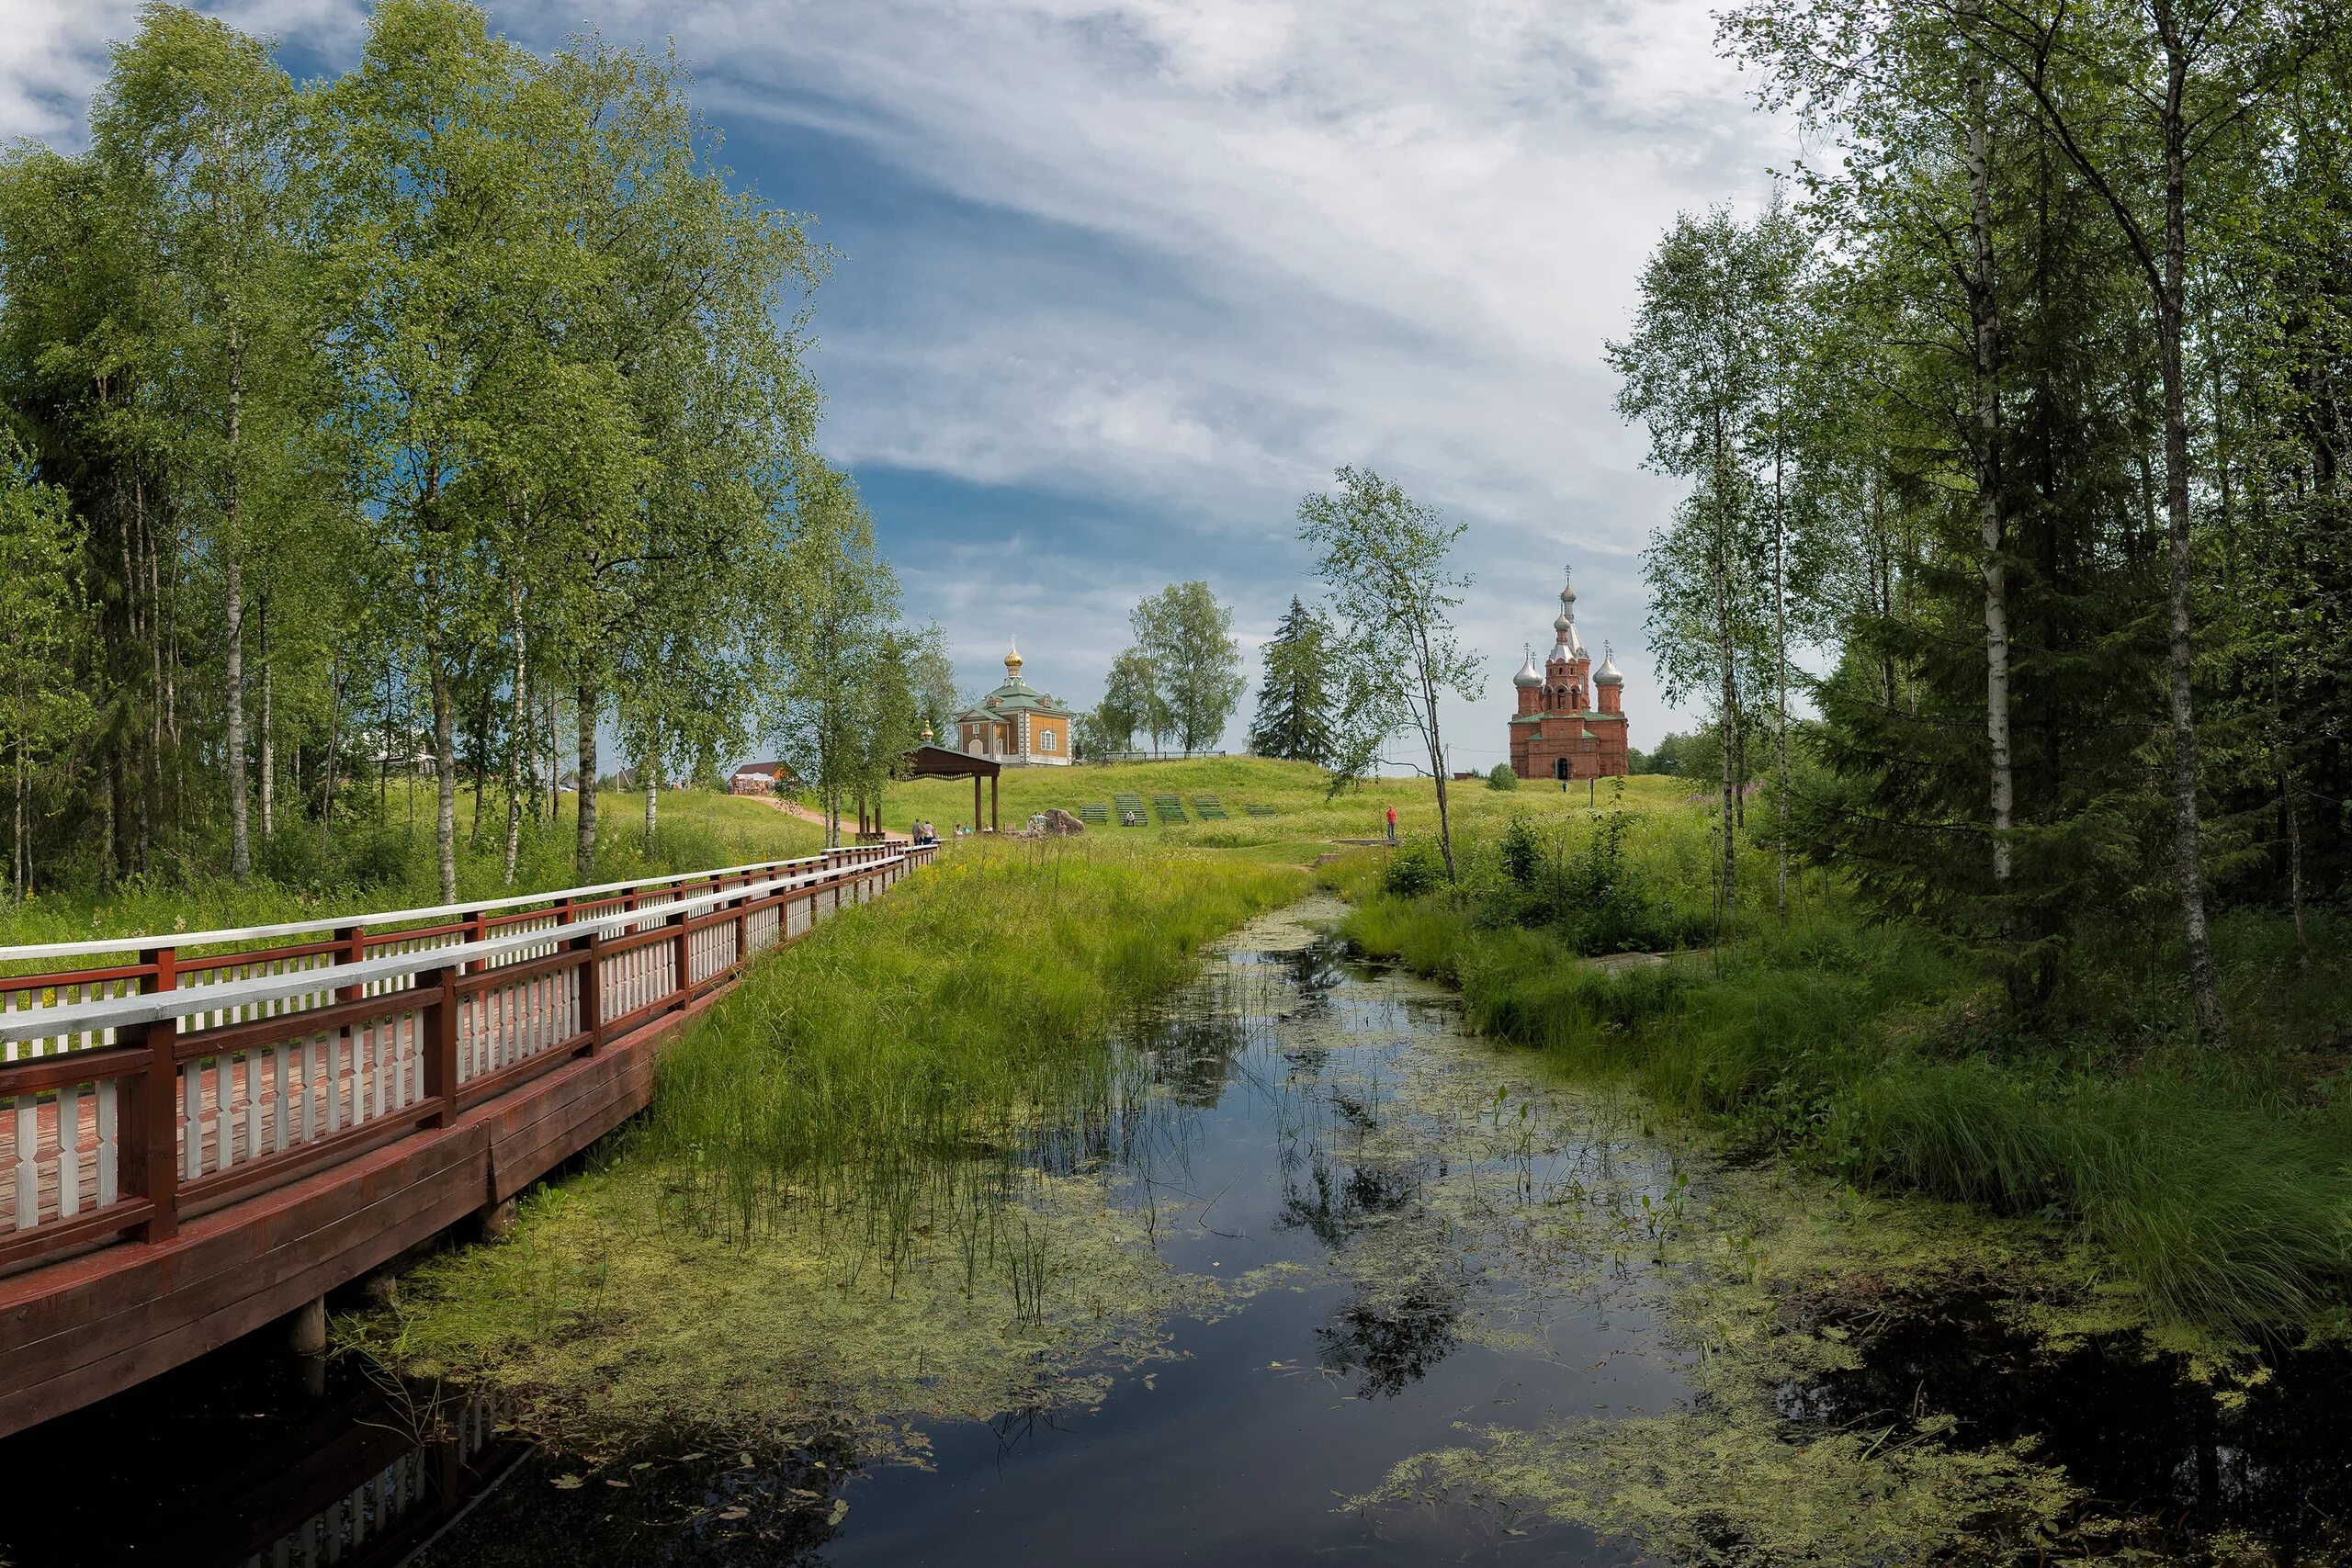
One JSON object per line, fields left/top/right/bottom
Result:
{"left": 973, "top": 774, "right": 980, "bottom": 833}
{"left": 990, "top": 774, "right": 998, "bottom": 832}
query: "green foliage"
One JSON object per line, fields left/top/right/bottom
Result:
{"left": 1381, "top": 838, "right": 1443, "bottom": 898}
{"left": 1346, "top": 832, "right": 2352, "bottom": 1333}
{"left": 1483, "top": 762, "right": 1517, "bottom": 792}
{"left": 0, "top": 2, "right": 839, "bottom": 900}
{"left": 1609, "top": 197, "right": 1811, "bottom": 915}
{"left": 1296, "top": 466, "right": 1483, "bottom": 875}
{"left": 1498, "top": 818, "right": 1540, "bottom": 885}
{"left": 1248, "top": 595, "right": 1334, "bottom": 764}
{"left": 1093, "top": 647, "right": 1164, "bottom": 756}
{"left": 0, "top": 445, "right": 83, "bottom": 899}
{"left": 762, "top": 473, "right": 918, "bottom": 846}
{"left": 1130, "top": 581, "right": 1245, "bottom": 753}
{"left": 1633, "top": 728, "right": 1713, "bottom": 779}
{"left": 1698, "top": 0, "right": 2352, "bottom": 1026}
{"left": 0, "top": 784, "right": 824, "bottom": 953}
{"left": 640, "top": 840, "right": 1306, "bottom": 1246}
{"left": 1855, "top": 1064, "right": 2352, "bottom": 1330}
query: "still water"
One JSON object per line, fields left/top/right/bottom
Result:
{"left": 3, "top": 898, "right": 2346, "bottom": 1564}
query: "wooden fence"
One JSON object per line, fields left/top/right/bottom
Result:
{"left": 0, "top": 842, "right": 932, "bottom": 1280}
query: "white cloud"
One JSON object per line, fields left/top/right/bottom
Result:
{"left": 0, "top": 0, "right": 365, "bottom": 141}
{"left": 628, "top": 0, "right": 1787, "bottom": 734}
{"left": 4, "top": 0, "right": 1788, "bottom": 746}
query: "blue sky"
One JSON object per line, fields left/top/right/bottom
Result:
{"left": 8, "top": 0, "right": 1795, "bottom": 766}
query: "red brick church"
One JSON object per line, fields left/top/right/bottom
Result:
{"left": 1508, "top": 569, "right": 1630, "bottom": 781}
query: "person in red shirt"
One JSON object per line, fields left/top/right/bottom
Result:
{"left": 1385, "top": 805, "right": 1397, "bottom": 842}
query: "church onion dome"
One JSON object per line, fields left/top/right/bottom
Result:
{"left": 1512, "top": 649, "right": 1544, "bottom": 688}
{"left": 1595, "top": 649, "right": 1623, "bottom": 684}
{"left": 1005, "top": 638, "right": 1023, "bottom": 671}
{"left": 1559, "top": 579, "right": 1577, "bottom": 605}
{"left": 1552, "top": 611, "right": 1573, "bottom": 635}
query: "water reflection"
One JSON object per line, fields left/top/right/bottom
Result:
{"left": 1794, "top": 1303, "right": 2352, "bottom": 1558}
{"left": 415, "top": 1440, "right": 857, "bottom": 1567}
{"left": 10, "top": 905, "right": 2350, "bottom": 1565}
{"left": 0, "top": 1343, "right": 523, "bottom": 1568}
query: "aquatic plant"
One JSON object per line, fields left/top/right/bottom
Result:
{"left": 1341, "top": 821, "right": 2352, "bottom": 1336}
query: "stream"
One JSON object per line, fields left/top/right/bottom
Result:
{"left": 3, "top": 897, "right": 2346, "bottom": 1564}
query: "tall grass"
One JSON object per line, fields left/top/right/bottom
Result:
{"left": 1339, "top": 818, "right": 2352, "bottom": 1334}
{"left": 640, "top": 836, "right": 1307, "bottom": 1267}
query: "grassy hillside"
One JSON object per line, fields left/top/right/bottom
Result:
{"left": 870, "top": 756, "right": 1700, "bottom": 863}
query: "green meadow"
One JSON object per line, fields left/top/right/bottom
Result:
{"left": 0, "top": 784, "right": 825, "bottom": 954}
{"left": 866, "top": 754, "right": 1701, "bottom": 863}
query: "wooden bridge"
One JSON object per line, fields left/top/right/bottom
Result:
{"left": 0, "top": 841, "right": 935, "bottom": 1438}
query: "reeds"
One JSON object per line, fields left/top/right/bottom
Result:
{"left": 638, "top": 837, "right": 1307, "bottom": 1271}
{"left": 1341, "top": 816, "right": 2352, "bottom": 1335}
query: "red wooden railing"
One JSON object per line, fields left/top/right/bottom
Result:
{"left": 0, "top": 842, "right": 933, "bottom": 1276}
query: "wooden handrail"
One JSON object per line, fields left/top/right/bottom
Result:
{"left": 0, "top": 844, "right": 935, "bottom": 1276}
{"left": 0, "top": 846, "right": 879, "bottom": 964}
{"left": 1, "top": 859, "right": 876, "bottom": 1044}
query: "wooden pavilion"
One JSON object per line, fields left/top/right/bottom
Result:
{"left": 902, "top": 743, "right": 1001, "bottom": 833}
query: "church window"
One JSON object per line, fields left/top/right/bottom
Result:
{"left": 1041, "top": 728, "right": 1058, "bottom": 751}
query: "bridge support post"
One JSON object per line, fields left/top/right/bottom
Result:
{"left": 288, "top": 1294, "right": 328, "bottom": 1397}
{"left": 288, "top": 1293, "right": 327, "bottom": 1358}
{"left": 126, "top": 946, "right": 179, "bottom": 1245}
{"left": 578, "top": 931, "right": 604, "bottom": 1054}
{"left": 420, "top": 964, "right": 458, "bottom": 1128}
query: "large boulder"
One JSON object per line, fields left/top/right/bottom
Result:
{"left": 1044, "top": 807, "right": 1087, "bottom": 835}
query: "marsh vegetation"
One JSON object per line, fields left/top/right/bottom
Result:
{"left": 1340, "top": 800, "right": 2352, "bottom": 1340}
{"left": 331, "top": 829, "right": 2345, "bottom": 1565}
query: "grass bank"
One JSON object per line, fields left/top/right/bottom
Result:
{"left": 359, "top": 836, "right": 1307, "bottom": 1444}
{"left": 1330, "top": 811, "right": 2352, "bottom": 1336}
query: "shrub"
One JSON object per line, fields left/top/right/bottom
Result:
{"left": 1383, "top": 837, "right": 1443, "bottom": 897}
{"left": 1499, "top": 818, "right": 1541, "bottom": 886}
{"left": 1486, "top": 762, "right": 1519, "bottom": 791}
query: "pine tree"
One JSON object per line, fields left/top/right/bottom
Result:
{"left": 1248, "top": 596, "right": 1333, "bottom": 762}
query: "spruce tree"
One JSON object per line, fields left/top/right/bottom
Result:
{"left": 1248, "top": 597, "right": 1333, "bottom": 763}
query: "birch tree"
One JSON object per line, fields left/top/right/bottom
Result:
{"left": 1298, "top": 466, "right": 1483, "bottom": 883}
{"left": 1610, "top": 209, "right": 1780, "bottom": 914}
